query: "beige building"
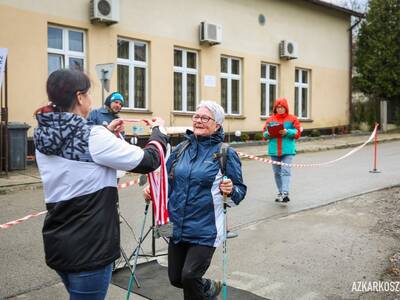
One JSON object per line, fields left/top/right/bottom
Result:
{"left": 0, "top": 0, "right": 363, "bottom": 140}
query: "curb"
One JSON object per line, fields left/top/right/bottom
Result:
{"left": 228, "top": 132, "right": 373, "bottom": 148}
{"left": 0, "top": 182, "right": 43, "bottom": 195}
{"left": 235, "top": 136, "right": 400, "bottom": 160}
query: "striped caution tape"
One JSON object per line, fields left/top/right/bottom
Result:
{"left": 1, "top": 119, "right": 155, "bottom": 229}
{"left": 236, "top": 124, "right": 378, "bottom": 168}
{"left": 1, "top": 125, "right": 378, "bottom": 229}
{"left": 0, "top": 177, "right": 145, "bottom": 230}
{"left": 0, "top": 210, "right": 47, "bottom": 229}
{"left": 122, "top": 118, "right": 152, "bottom": 125}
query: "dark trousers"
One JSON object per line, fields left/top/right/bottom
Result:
{"left": 168, "top": 241, "right": 215, "bottom": 300}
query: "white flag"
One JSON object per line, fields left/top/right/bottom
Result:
{"left": 0, "top": 48, "right": 8, "bottom": 89}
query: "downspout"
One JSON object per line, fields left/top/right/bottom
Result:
{"left": 348, "top": 16, "right": 363, "bottom": 130}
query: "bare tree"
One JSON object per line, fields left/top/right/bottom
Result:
{"left": 339, "top": 0, "right": 368, "bottom": 13}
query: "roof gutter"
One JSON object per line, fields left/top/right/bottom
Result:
{"left": 302, "top": 0, "right": 365, "bottom": 17}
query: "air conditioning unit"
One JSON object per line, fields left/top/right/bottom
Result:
{"left": 199, "top": 22, "right": 222, "bottom": 46}
{"left": 279, "top": 40, "right": 298, "bottom": 60}
{"left": 90, "top": 0, "right": 119, "bottom": 25}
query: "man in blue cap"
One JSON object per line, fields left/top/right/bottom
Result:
{"left": 88, "top": 92, "right": 125, "bottom": 126}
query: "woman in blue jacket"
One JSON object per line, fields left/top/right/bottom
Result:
{"left": 146, "top": 101, "right": 246, "bottom": 299}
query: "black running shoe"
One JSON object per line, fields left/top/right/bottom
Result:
{"left": 282, "top": 193, "right": 290, "bottom": 202}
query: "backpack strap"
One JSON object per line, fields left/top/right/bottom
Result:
{"left": 169, "top": 140, "right": 229, "bottom": 179}
{"left": 168, "top": 140, "right": 190, "bottom": 180}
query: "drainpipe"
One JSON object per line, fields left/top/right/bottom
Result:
{"left": 348, "top": 16, "right": 364, "bottom": 130}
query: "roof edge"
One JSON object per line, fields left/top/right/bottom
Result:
{"left": 302, "top": 0, "right": 365, "bottom": 18}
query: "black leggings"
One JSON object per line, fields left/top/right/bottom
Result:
{"left": 168, "top": 241, "right": 215, "bottom": 300}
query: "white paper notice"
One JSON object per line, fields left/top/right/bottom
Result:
{"left": 0, "top": 48, "right": 8, "bottom": 89}
{"left": 204, "top": 75, "right": 216, "bottom": 87}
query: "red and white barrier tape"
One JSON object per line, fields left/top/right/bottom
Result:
{"left": 0, "top": 177, "right": 144, "bottom": 230}
{"left": 0, "top": 211, "right": 47, "bottom": 229}
{"left": 122, "top": 118, "right": 151, "bottom": 125}
{"left": 1, "top": 125, "right": 378, "bottom": 229}
{"left": 236, "top": 124, "right": 378, "bottom": 168}
{"left": 1, "top": 119, "right": 156, "bottom": 230}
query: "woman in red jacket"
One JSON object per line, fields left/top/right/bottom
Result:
{"left": 263, "top": 98, "right": 301, "bottom": 203}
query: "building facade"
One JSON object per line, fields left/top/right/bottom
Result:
{"left": 0, "top": 0, "right": 362, "bottom": 139}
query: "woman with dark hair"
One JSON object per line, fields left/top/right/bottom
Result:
{"left": 34, "top": 69, "right": 168, "bottom": 300}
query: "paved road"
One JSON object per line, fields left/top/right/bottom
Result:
{"left": 1, "top": 141, "right": 399, "bottom": 299}
{"left": 229, "top": 141, "right": 400, "bottom": 230}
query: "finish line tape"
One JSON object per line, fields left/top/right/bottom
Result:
{"left": 1, "top": 118, "right": 154, "bottom": 230}
{"left": 1, "top": 125, "right": 378, "bottom": 229}
{"left": 236, "top": 124, "right": 378, "bottom": 168}
{"left": 0, "top": 177, "right": 144, "bottom": 229}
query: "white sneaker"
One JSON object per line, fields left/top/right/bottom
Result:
{"left": 275, "top": 193, "right": 283, "bottom": 202}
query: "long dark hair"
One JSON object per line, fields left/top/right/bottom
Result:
{"left": 35, "top": 69, "right": 91, "bottom": 114}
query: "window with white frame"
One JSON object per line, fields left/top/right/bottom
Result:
{"left": 221, "top": 56, "right": 241, "bottom": 115}
{"left": 117, "top": 38, "right": 148, "bottom": 109}
{"left": 260, "top": 63, "right": 278, "bottom": 116}
{"left": 294, "top": 68, "right": 310, "bottom": 119}
{"left": 47, "top": 25, "right": 86, "bottom": 74}
{"left": 173, "top": 48, "right": 198, "bottom": 112}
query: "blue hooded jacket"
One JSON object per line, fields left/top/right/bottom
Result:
{"left": 167, "top": 129, "right": 247, "bottom": 247}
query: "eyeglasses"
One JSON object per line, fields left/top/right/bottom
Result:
{"left": 192, "top": 114, "right": 215, "bottom": 123}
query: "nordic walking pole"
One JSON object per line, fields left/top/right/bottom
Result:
{"left": 222, "top": 175, "right": 228, "bottom": 300}
{"left": 126, "top": 200, "right": 150, "bottom": 300}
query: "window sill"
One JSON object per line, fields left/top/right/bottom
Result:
{"left": 260, "top": 116, "right": 313, "bottom": 123}
{"left": 121, "top": 109, "right": 153, "bottom": 114}
{"left": 298, "top": 118, "right": 313, "bottom": 123}
{"left": 172, "top": 111, "right": 195, "bottom": 117}
{"left": 225, "top": 115, "right": 246, "bottom": 120}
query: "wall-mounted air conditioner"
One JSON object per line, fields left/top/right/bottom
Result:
{"left": 90, "top": 0, "right": 119, "bottom": 25}
{"left": 279, "top": 40, "right": 298, "bottom": 60}
{"left": 199, "top": 22, "right": 222, "bottom": 46}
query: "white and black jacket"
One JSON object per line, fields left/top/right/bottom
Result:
{"left": 34, "top": 112, "right": 168, "bottom": 272}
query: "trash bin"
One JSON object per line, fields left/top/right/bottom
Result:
{"left": 7, "top": 122, "right": 30, "bottom": 170}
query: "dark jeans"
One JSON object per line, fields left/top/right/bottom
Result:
{"left": 56, "top": 263, "right": 112, "bottom": 300}
{"left": 168, "top": 241, "right": 216, "bottom": 300}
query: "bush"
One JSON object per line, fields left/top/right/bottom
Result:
{"left": 240, "top": 133, "right": 250, "bottom": 142}
{"left": 254, "top": 132, "right": 263, "bottom": 140}
{"left": 395, "top": 109, "right": 400, "bottom": 127}
{"left": 352, "top": 99, "right": 379, "bottom": 129}
{"left": 310, "top": 129, "right": 321, "bottom": 137}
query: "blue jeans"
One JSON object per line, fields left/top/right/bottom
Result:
{"left": 271, "top": 155, "right": 294, "bottom": 194}
{"left": 57, "top": 263, "right": 112, "bottom": 300}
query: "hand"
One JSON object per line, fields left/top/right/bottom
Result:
{"left": 107, "top": 119, "right": 125, "bottom": 133}
{"left": 219, "top": 177, "right": 233, "bottom": 196}
{"left": 143, "top": 186, "right": 152, "bottom": 201}
{"left": 151, "top": 117, "right": 165, "bottom": 128}
{"left": 279, "top": 129, "right": 287, "bottom": 136}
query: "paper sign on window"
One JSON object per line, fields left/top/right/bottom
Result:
{"left": 204, "top": 75, "right": 216, "bottom": 87}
